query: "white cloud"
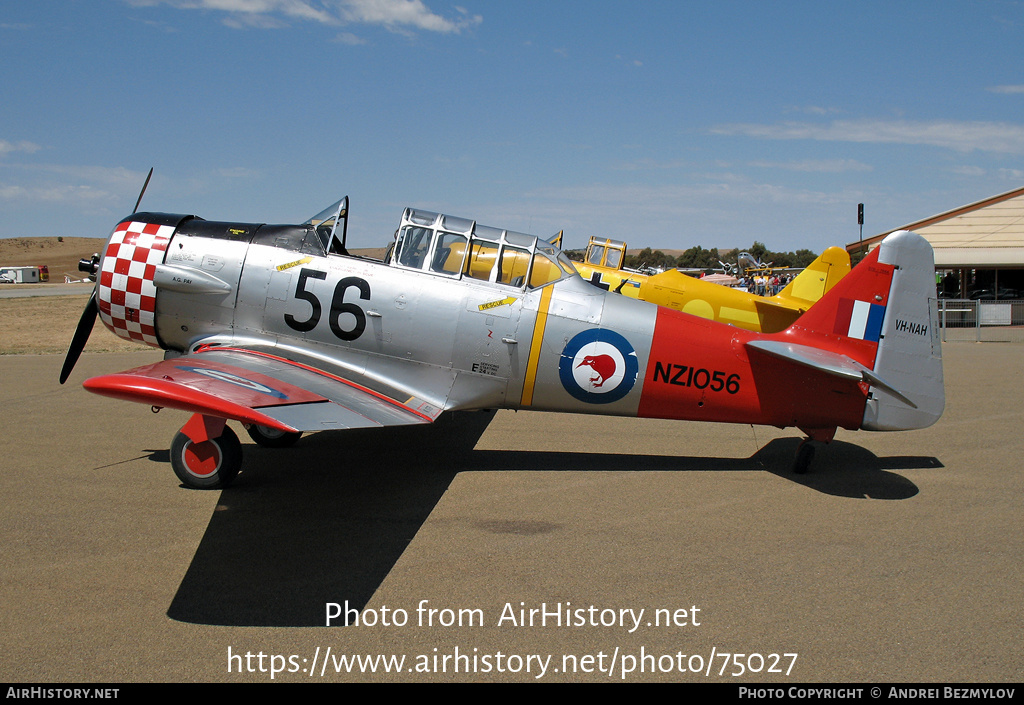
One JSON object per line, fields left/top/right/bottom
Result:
{"left": 24, "top": 164, "right": 147, "bottom": 186}
{"left": 0, "top": 165, "right": 152, "bottom": 210}
{"left": 524, "top": 179, "right": 853, "bottom": 226}
{"left": 783, "top": 105, "right": 842, "bottom": 116}
{"left": 711, "top": 119, "right": 1024, "bottom": 155}
{"left": 340, "top": 0, "right": 481, "bottom": 34}
{"left": 749, "top": 159, "right": 872, "bottom": 173}
{"left": 216, "top": 166, "right": 263, "bottom": 178}
{"left": 949, "top": 165, "right": 986, "bottom": 177}
{"left": 987, "top": 85, "right": 1024, "bottom": 94}
{"left": 125, "top": 0, "right": 335, "bottom": 24}
{"left": 0, "top": 140, "right": 42, "bottom": 157}
{"left": 221, "top": 12, "right": 290, "bottom": 29}
{"left": 0, "top": 183, "right": 116, "bottom": 206}
{"left": 612, "top": 158, "right": 687, "bottom": 172}
{"left": 333, "top": 31, "right": 368, "bottom": 44}
{"left": 491, "top": 178, "right": 870, "bottom": 252}
{"left": 126, "top": 0, "right": 481, "bottom": 33}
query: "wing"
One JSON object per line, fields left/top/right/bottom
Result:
{"left": 83, "top": 347, "right": 444, "bottom": 433}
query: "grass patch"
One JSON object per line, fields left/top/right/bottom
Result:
{"left": 0, "top": 295, "right": 143, "bottom": 355}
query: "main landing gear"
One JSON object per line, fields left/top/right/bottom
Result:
{"left": 169, "top": 414, "right": 242, "bottom": 489}
{"left": 171, "top": 424, "right": 241, "bottom": 489}
{"left": 167, "top": 415, "right": 304, "bottom": 489}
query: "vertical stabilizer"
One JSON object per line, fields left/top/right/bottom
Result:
{"left": 861, "top": 230, "right": 944, "bottom": 430}
{"left": 773, "top": 246, "right": 852, "bottom": 309}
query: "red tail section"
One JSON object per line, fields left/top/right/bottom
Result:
{"left": 764, "top": 230, "right": 943, "bottom": 431}
{"left": 777, "top": 244, "right": 894, "bottom": 370}
{"left": 637, "top": 230, "right": 943, "bottom": 435}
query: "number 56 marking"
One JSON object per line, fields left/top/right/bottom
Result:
{"left": 285, "top": 268, "right": 370, "bottom": 341}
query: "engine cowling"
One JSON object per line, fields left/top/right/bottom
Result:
{"left": 97, "top": 217, "right": 178, "bottom": 348}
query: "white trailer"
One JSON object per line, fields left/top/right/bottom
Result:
{"left": 0, "top": 266, "right": 42, "bottom": 283}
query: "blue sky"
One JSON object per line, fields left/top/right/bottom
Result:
{"left": 2, "top": 0, "right": 1023, "bottom": 253}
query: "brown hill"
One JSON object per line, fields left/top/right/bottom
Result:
{"left": 0, "top": 237, "right": 105, "bottom": 282}
{"left": 626, "top": 248, "right": 688, "bottom": 258}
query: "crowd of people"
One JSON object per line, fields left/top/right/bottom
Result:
{"left": 735, "top": 272, "right": 793, "bottom": 296}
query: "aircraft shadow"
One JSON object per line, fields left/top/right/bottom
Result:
{"left": 165, "top": 414, "right": 939, "bottom": 627}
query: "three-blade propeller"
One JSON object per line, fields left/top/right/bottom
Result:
{"left": 59, "top": 168, "right": 152, "bottom": 384}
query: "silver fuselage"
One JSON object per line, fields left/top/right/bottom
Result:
{"left": 146, "top": 222, "right": 655, "bottom": 420}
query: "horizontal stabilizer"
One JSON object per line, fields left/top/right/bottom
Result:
{"left": 746, "top": 339, "right": 917, "bottom": 409}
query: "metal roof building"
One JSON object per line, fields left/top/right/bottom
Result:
{"left": 848, "top": 185, "right": 1024, "bottom": 299}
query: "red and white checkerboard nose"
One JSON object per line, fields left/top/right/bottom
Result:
{"left": 97, "top": 220, "right": 174, "bottom": 347}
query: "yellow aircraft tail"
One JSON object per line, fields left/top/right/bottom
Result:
{"left": 771, "top": 246, "right": 851, "bottom": 310}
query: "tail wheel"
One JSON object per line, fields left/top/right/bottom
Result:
{"left": 792, "top": 439, "right": 816, "bottom": 474}
{"left": 171, "top": 426, "right": 242, "bottom": 489}
{"left": 245, "top": 424, "right": 302, "bottom": 448}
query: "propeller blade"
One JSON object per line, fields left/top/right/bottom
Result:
{"left": 133, "top": 167, "right": 153, "bottom": 214}
{"left": 59, "top": 290, "right": 98, "bottom": 384}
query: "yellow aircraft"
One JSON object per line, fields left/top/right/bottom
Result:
{"left": 566, "top": 234, "right": 851, "bottom": 334}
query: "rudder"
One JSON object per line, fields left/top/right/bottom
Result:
{"left": 862, "top": 230, "right": 944, "bottom": 430}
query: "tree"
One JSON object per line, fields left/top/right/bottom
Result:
{"left": 677, "top": 245, "right": 721, "bottom": 270}
{"left": 748, "top": 241, "right": 769, "bottom": 262}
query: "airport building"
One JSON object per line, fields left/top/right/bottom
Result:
{"left": 848, "top": 185, "right": 1024, "bottom": 300}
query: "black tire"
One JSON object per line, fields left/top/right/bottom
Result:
{"left": 245, "top": 424, "right": 302, "bottom": 448}
{"left": 792, "top": 441, "right": 815, "bottom": 475}
{"left": 170, "top": 425, "right": 242, "bottom": 489}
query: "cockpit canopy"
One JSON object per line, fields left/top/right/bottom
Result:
{"left": 585, "top": 236, "right": 627, "bottom": 269}
{"left": 390, "top": 208, "right": 578, "bottom": 289}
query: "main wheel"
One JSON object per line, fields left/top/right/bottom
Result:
{"left": 245, "top": 424, "right": 302, "bottom": 448}
{"left": 170, "top": 425, "right": 242, "bottom": 489}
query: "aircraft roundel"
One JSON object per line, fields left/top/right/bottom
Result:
{"left": 559, "top": 329, "right": 639, "bottom": 404}
{"left": 175, "top": 365, "right": 288, "bottom": 399}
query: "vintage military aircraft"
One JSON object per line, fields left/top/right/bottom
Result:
{"left": 567, "top": 234, "right": 852, "bottom": 333}
{"left": 721, "top": 251, "right": 765, "bottom": 276}
{"left": 60, "top": 194, "right": 944, "bottom": 488}
{"left": 719, "top": 251, "right": 791, "bottom": 277}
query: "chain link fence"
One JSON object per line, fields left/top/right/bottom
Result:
{"left": 937, "top": 299, "right": 1024, "bottom": 342}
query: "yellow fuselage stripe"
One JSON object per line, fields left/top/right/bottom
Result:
{"left": 521, "top": 285, "right": 554, "bottom": 407}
